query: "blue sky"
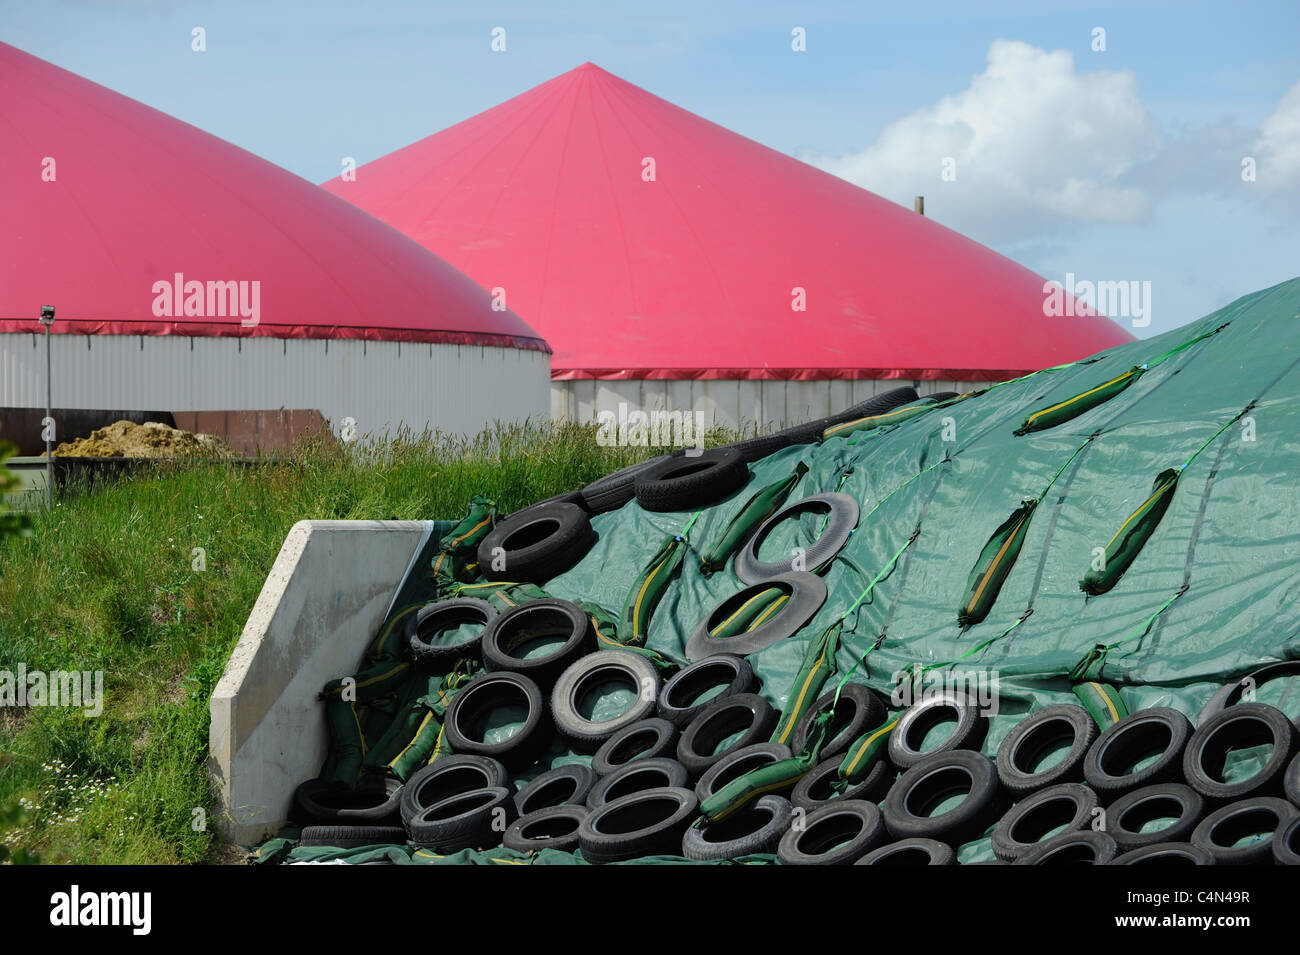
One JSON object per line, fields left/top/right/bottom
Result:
{"left": 5, "top": 0, "right": 1298, "bottom": 336}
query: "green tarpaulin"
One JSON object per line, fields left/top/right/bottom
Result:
{"left": 272, "top": 278, "right": 1300, "bottom": 864}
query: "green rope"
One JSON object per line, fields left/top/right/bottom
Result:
{"left": 1144, "top": 322, "right": 1229, "bottom": 369}
{"left": 1041, "top": 435, "right": 1095, "bottom": 498}
{"left": 918, "top": 613, "right": 1029, "bottom": 675}
{"left": 825, "top": 533, "right": 920, "bottom": 705}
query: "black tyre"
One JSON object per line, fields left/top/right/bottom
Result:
{"left": 476, "top": 501, "right": 596, "bottom": 583}
{"left": 694, "top": 742, "right": 792, "bottom": 803}
{"left": 586, "top": 757, "right": 691, "bottom": 809}
{"left": 293, "top": 776, "right": 403, "bottom": 826}
{"left": 299, "top": 825, "right": 407, "bottom": 849}
{"left": 551, "top": 650, "right": 661, "bottom": 752}
{"left": 508, "top": 489, "right": 588, "bottom": 516}
{"left": 443, "top": 671, "right": 549, "bottom": 770}
{"left": 991, "top": 783, "right": 1099, "bottom": 862}
{"left": 775, "top": 387, "right": 920, "bottom": 447}
{"left": 1190, "top": 796, "right": 1298, "bottom": 865}
{"left": 405, "top": 786, "right": 517, "bottom": 851}
{"left": 995, "top": 704, "right": 1099, "bottom": 799}
{"left": 685, "top": 573, "right": 827, "bottom": 661}
{"left": 481, "top": 598, "right": 595, "bottom": 689}
{"left": 578, "top": 787, "right": 700, "bottom": 864}
{"left": 1288, "top": 751, "right": 1300, "bottom": 808}
{"left": 855, "top": 838, "right": 956, "bottom": 866}
{"left": 512, "top": 764, "right": 597, "bottom": 816}
{"left": 1111, "top": 842, "right": 1216, "bottom": 865}
{"left": 592, "top": 718, "right": 680, "bottom": 776}
{"left": 1182, "top": 702, "right": 1299, "bottom": 804}
{"left": 502, "top": 804, "right": 589, "bottom": 853}
{"left": 1197, "top": 660, "right": 1300, "bottom": 724}
{"left": 791, "top": 754, "right": 895, "bottom": 810}
{"left": 580, "top": 454, "right": 675, "bottom": 515}
{"left": 676, "top": 693, "right": 779, "bottom": 778}
{"left": 1106, "top": 783, "right": 1206, "bottom": 851}
{"left": 888, "top": 692, "right": 989, "bottom": 770}
{"left": 1013, "top": 830, "right": 1118, "bottom": 865}
{"left": 734, "top": 492, "right": 860, "bottom": 584}
{"left": 634, "top": 447, "right": 749, "bottom": 512}
{"left": 881, "top": 749, "right": 1005, "bottom": 846}
{"left": 400, "top": 755, "right": 509, "bottom": 829}
{"left": 777, "top": 799, "right": 886, "bottom": 865}
{"left": 682, "top": 795, "right": 793, "bottom": 860}
{"left": 658, "top": 654, "right": 757, "bottom": 728}
{"left": 1082, "top": 707, "right": 1193, "bottom": 803}
{"left": 790, "top": 683, "right": 886, "bottom": 762}
{"left": 406, "top": 598, "right": 498, "bottom": 669}
{"left": 723, "top": 431, "right": 797, "bottom": 464}
{"left": 1273, "top": 814, "right": 1300, "bottom": 865}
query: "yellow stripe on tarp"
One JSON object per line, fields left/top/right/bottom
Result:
{"left": 1024, "top": 369, "right": 1135, "bottom": 428}
{"left": 966, "top": 512, "right": 1031, "bottom": 617}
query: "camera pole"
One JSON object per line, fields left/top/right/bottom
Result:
{"left": 39, "top": 305, "right": 55, "bottom": 508}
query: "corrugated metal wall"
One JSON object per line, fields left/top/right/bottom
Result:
{"left": 0, "top": 334, "right": 550, "bottom": 438}
{"left": 550, "top": 377, "right": 967, "bottom": 432}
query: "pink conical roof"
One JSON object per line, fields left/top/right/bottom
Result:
{"left": 323, "top": 62, "right": 1131, "bottom": 380}
{"left": 0, "top": 41, "right": 547, "bottom": 351}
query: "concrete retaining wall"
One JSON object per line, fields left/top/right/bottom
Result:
{"left": 209, "top": 519, "right": 432, "bottom": 845}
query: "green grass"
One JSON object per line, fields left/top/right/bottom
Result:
{"left": 0, "top": 419, "right": 736, "bottom": 863}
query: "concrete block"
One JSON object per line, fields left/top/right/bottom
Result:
{"left": 209, "top": 519, "right": 431, "bottom": 845}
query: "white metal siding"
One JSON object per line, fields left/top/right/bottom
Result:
{"left": 0, "top": 334, "right": 550, "bottom": 438}
{"left": 550, "top": 377, "right": 967, "bottom": 432}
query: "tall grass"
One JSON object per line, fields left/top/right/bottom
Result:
{"left": 0, "top": 418, "right": 731, "bottom": 863}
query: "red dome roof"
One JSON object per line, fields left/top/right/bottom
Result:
{"left": 323, "top": 63, "right": 1132, "bottom": 381}
{"left": 0, "top": 42, "right": 547, "bottom": 352}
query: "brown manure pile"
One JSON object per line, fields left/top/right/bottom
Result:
{"left": 53, "top": 420, "right": 230, "bottom": 458}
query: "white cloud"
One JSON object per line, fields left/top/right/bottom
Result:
{"left": 804, "top": 40, "right": 1161, "bottom": 244}
{"left": 1253, "top": 79, "right": 1300, "bottom": 189}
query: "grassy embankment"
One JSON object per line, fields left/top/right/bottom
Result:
{"left": 0, "top": 421, "right": 722, "bottom": 863}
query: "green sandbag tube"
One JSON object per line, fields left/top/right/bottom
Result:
{"left": 430, "top": 495, "right": 498, "bottom": 587}
{"left": 387, "top": 664, "right": 476, "bottom": 779}
{"left": 699, "top": 709, "right": 833, "bottom": 823}
{"left": 837, "top": 715, "right": 898, "bottom": 784}
{"left": 362, "top": 601, "right": 426, "bottom": 665}
{"left": 1079, "top": 468, "right": 1180, "bottom": 595}
{"left": 821, "top": 401, "right": 933, "bottom": 441}
{"left": 323, "top": 699, "right": 366, "bottom": 787}
{"left": 699, "top": 463, "right": 807, "bottom": 576}
{"left": 1014, "top": 366, "right": 1145, "bottom": 436}
{"left": 707, "top": 585, "right": 790, "bottom": 640}
{"left": 770, "top": 621, "right": 842, "bottom": 748}
{"left": 320, "top": 659, "right": 413, "bottom": 704}
{"left": 1071, "top": 681, "right": 1129, "bottom": 729}
{"left": 621, "top": 535, "right": 688, "bottom": 646}
{"left": 957, "top": 499, "right": 1038, "bottom": 627}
